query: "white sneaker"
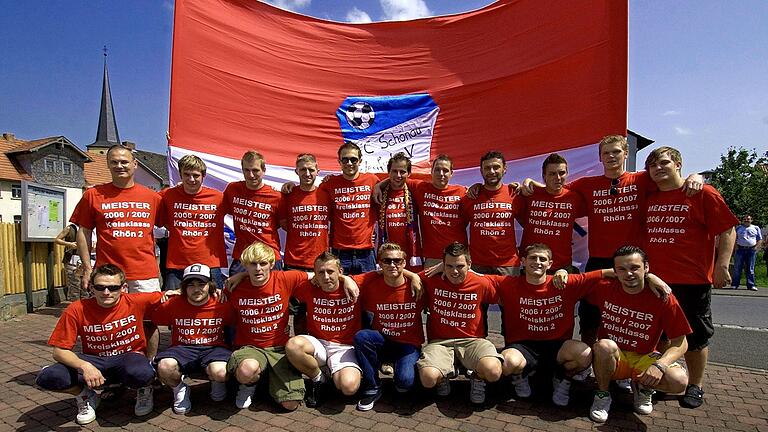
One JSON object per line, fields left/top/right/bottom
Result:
{"left": 616, "top": 378, "right": 632, "bottom": 392}
{"left": 235, "top": 384, "right": 256, "bottom": 409}
{"left": 134, "top": 385, "right": 154, "bottom": 416}
{"left": 510, "top": 374, "right": 531, "bottom": 398}
{"left": 210, "top": 380, "right": 227, "bottom": 402}
{"left": 632, "top": 381, "right": 654, "bottom": 415}
{"left": 551, "top": 377, "right": 571, "bottom": 407}
{"left": 380, "top": 363, "right": 394, "bottom": 375}
{"left": 171, "top": 380, "right": 191, "bottom": 414}
{"left": 75, "top": 388, "right": 100, "bottom": 425}
{"left": 469, "top": 374, "right": 486, "bottom": 404}
{"left": 436, "top": 378, "right": 451, "bottom": 397}
{"left": 572, "top": 365, "right": 593, "bottom": 382}
{"left": 589, "top": 392, "right": 612, "bottom": 423}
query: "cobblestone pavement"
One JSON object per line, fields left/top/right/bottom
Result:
{"left": 2, "top": 304, "right": 766, "bottom": 432}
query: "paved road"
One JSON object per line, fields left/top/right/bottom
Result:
{"left": 710, "top": 295, "right": 768, "bottom": 370}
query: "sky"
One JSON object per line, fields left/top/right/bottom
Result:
{"left": 1, "top": 0, "right": 766, "bottom": 174}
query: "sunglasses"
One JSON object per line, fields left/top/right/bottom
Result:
{"left": 340, "top": 157, "right": 360, "bottom": 164}
{"left": 380, "top": 258, "right": 405, "bottom": 266}
{"left": 609, "top": 178, "right": 620, "bottom": 196}
{"left": 92, "top": 284, "right": 122, "bottom": 292}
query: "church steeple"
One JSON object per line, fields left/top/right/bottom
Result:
{"left": 89, "top": 46, "right": 121, "bottom": 149}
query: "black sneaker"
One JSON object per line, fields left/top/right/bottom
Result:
{"left": 680, "top": 384, "right": 704, "bottom": 408}
{"left": 356, "top": 391, "right": 382, "bottom": 411}
{"left": 305, "top": 380, "right": 324, "bottom": 408}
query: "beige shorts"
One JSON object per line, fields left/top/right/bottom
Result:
{"left": 126, "top": 278, "right": 161, "bottom": 293}
{"left": 301, "top": 335, "right": 361, "bottom": 376}
{"left": 416, "top": 338, "right": 503, "bottom": 377}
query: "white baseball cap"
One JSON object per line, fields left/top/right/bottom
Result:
{"left": 182, "top": 263, "right": 211, "bottom": 283}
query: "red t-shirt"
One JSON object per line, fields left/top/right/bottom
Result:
{"left": 461, "top": 186, "right": 520, "bottom": 267}
{"left": 222, "top": 182, "right": 283, "bottom": 260}
{"left": 293, "top": 279, "right": 361, "bottom": 345}
{"left": 48, "top": 293, "right": 162, "bottom": 357}
{"left": 586, "top": 279, "right": 692, "bottom": 353}
{"left": 422, "top": 271, "right": 497, "bottom": 340}
{"left": 376, "top": 187, "right": 422, "bottom": 268}
{"left": 280, "top": 187, "right": 331, "bottom": 268}
{"left": 320, "top": 173, "right": 378, "bottom": 249}
{"left": 158, "top": 185, "right": 228, "bottom": 269}
{"left": 568, "top": 171, "right": 654, "bottom": 258}
{"left": 150, "top": 296, "right": 235, "bottom": 347}
{"left": 356, "top": 272, "right": 425, "bottom": 347}
{"left": 228, "top": 270, "right": 306, "bottom": 348}
{"left": 514, "top": 187, "right": 585, "bottom": 269}
{"left": 411, "top": 181, "right": 467, "bottom": 260}
{"left": 70, "top": 183, "right": 161, "bottom": 280}
{"left": 496, "top": 272, "right": 602, "bottom": 344}
{"left": 645, "top": 185, "right": 738, "bottom": 285}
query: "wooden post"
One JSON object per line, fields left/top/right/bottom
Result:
{"left": 47, "top": 242, "right": 55, "bottom": 305}
{"left": 24, "top": 242, "right": 33, "bottom": 313}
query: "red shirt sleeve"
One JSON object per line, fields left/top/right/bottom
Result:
{"left": 702, "top": 186, "right": 739, "bottom": 237}
{"left": 48, "top": 304, "right": 82, "bottom": 350}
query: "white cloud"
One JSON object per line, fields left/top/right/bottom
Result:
{"left": 674, "top": 126, "right": 693, "bottom": 136}
{"left": 380, "top": 0, "right": 432, "bottom": 21}
{"left": 662, "top": 110, "right": 680, "bottom": 116}
{"left": 346, "top": 7, "right": 373, "bottom": 23}
{"left": 262, "top": 0, "right": 311, "bottom": 12}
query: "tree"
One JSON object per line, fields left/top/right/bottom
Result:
{"left": 708, "top": 148, "right": 768, "bottom": 226}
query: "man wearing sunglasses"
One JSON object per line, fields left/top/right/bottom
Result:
{"left": 36, "top": 264, "right": 162, "bottom": 425}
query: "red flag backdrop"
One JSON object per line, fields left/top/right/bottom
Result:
{"left": 168, "top": 0, "right": 627, "bottom": 176}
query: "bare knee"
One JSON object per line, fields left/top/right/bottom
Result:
{"left": 336, "top": 370, "right": 361, "bottom": 396}
{"left": 593, "top": 339, "right": 619, "bottom": 360}
{"left": 157, "top": 358, "right": 180, "bottom": 382}
{"left": 501, "top": 349, "right": 526, "bottom": 376}
{"left": 206, "top": 362, "right": 228, "bottom": 382}
{"left": 419, "top": 367, "right": 442, "bottom": 388}
{"left": 236, "top": 359, "right": 261, "bottom": 384}
{"left": 660, "top": 366, "right": 688, "bottom": 393}
{"left": 476, "top": 357, "right": 502, "bottom": 382}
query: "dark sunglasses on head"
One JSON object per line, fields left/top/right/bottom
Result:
{"left": 92, "top": 284, "right": 122, "bottom": 292}
{"left": 340, "top": 157, "right": 360, "bottom": 164}
{"left": 609, "top": 178, "right": 620, "bottom": 196}
{"left": 380, "top": 258, "right": 405, "bottom": 266}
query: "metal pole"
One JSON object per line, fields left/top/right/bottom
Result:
{"left": 47, "top": 242, "right": 55, "bottom": 305}
{"left": 24, "top": 242, "right": 33, "bottom": 313}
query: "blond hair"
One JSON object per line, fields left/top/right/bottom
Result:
{"left": 241, "top": 151, "right": 266, "bottom": 170}
{"left": 239, "top": 242, "right": 275, "bottom": 265}
{"left": 177, "top": 154, "right": 207, "bottom": 176}
{"left": 377, "top": 242, "right": 406, "bottom": 259}
{"left": 598, "top": 135, "right": 628, "bottom": 153}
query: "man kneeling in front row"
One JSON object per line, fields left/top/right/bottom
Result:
{"left": 587, "top": 246, "right": 690, "bottom": 423}
{"left": 36, "top": 264, "right": 160, "bottom": 424}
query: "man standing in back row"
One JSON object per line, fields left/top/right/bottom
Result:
{"left": 731, "top": 214, "right": 762, "bottom": 291}
{"left": 643, "top": 146, "right": 737, "bottom": 409}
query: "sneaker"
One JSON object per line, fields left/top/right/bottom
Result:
{"left": 380, "top": 363, "right": 394, "bottom": 375}
{"left": 680, "top": 384, "right": 704, "bottom": 408}
{"left": 616, "top": 378, "right": 632, "bottom": 392}
{"left": 304, "top": 380, "right": 324, "bottom": 408}
{"left": 572, "top": 365, "right": 593, "bottom": 382}
{"left": 436, "top": 378, "right": 451, "bottom": 397}
{"left": 510, "top": 374, "right": 531, "bottom": 398}
{"left": 134, "top": 385, "right": 154, "bottom": 416}
{"left": 469, "top": 374, "right": 486, "bottom": 404}
{"left": 589, "top": 391, "right": 612, "bottom": 423}
{"left": 632, "top": 381, "right": 654, "bottom": 415}
{"left": 748, "top": 286, "right": 758, "bottom": 291}
{"left": 75, "top": 388, "right": 100, "bottom": 425}
{"left": 171, "top": 380, "right": 191, "bottom": 414}
{"left": 356, "top": 391, "right": 382, "bottom": 411}
{"left": 551, "top": 377, "right": 572, "bottom": 407}
{"left": 210, "top": 380, "right": 227, "bottom": 402}
{"left": 235, "top": 384, "right": 256, "bottom": 409}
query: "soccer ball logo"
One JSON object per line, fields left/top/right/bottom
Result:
{"left": 346, "top": 102, "right": 375, "bottom": 130}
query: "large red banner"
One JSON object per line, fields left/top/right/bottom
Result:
{"left": 168, "top": 0, "right": 627, "bottom": 180}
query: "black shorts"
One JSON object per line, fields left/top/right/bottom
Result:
{"left": 669, "top": 284, "right": 714, "bottom": 351}
{"left": 578, "top": 257, "right": 613, "bottom": 330}
{"left": 155, "top": 345, "right": 232, "bottom": 374}
{"left": 504, "top": 339, "right": 566, "bottom": 377}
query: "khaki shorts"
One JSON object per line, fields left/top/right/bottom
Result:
{"left": 612, "top": 350, "right": 683, "bottom": 381}
{"left": 227, "top": 346, "right": 305, "bottom": 402}
{"left": 126, "top": 278, "right": 161, "bottom": 293}
{"left": 301, "top": 335, "right": 361, "bottom": 376}
{"left": 416, "top": 338, "right": 503, "bottom": 377}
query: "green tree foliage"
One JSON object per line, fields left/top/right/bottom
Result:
{"left": 708, "top": 148, "right": 768, "bottom": 226}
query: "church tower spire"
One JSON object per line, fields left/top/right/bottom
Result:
{"left": 89, "top": 46, "right": 121, "bottom": 149}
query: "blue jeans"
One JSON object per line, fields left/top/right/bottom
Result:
{"left": 332, "top": 248, "right": 376, "bottom": 275}
{"left": 732, "top": 247, "right": 757, "bottom": 289}
{"left": 353, "top": 329, "right": 420, "bottom": 395}
{"left": 36, "top": 352, "right": 155, "bottom": 391}
{"left": 165, "top": 267, "right": 226, "bottom": 290}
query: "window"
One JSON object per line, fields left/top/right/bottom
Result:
{"left": 44, "top": 158, "right": 56, "bottom": 172}
{"left": 13, "top": 215, "right": 21, "bottom": 224}
{"left": 62, "top": 161, "right": 72, "bottom": 175}
{"left": 11, "top": 184, "right": 21, "bottom": 199}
